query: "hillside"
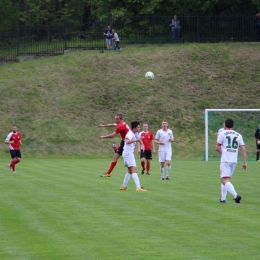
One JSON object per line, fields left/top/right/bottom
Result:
{"left": 0, "top": 43, "right": 259, "bottom": 158}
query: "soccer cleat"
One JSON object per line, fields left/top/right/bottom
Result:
{"left": 136, "top": 187, "right": 147, "bottom": 191}
{"left": 146, "top": 173, "right": 150, "bottom": 175}
{"left": 100, "top": 173, "right": 111, "bottom": 177}
{"left": 220, "top": 199, "right": 226, "bottom": 203}
{"left": 234, "top": 195, "right": 242, "bottom": 203}
{"left": 161, "top": 177, "right": 164, "bottom": 180}
{"left": 8, "top": 164, "right": 12, "bottom": 172}
{"left": 120, "top": 186, "right": 127, "bottom": 190}
{"left": 165, "top": 176, "right": 170, "bottom": 180}
{"left": 141, "top": 169, "right": 145, "bottom": 175}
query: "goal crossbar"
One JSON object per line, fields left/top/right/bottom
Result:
{"left": 205, "top": 109, "right": 260, "bottom": 161}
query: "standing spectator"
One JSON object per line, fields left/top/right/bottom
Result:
{"left": 255, "top": 11, "right": 260, "bottom": 40}
{"left": 112, "top": 29, "right": 122, "bottom": 51}
{"left": 254, "top": 122, "right": 260, "bottom": 161}
{"left": 104, "top": 26, "right": 112, "bottom": 51}
{"left": 154, "top": 120, "right": 174, "bottom": 180}
{"left": 169, "top": 15, "right": 181, "bottom": 44}
{"left": 216, "top": 118, "right": 247, "bottom": 203}
{"left": 137, "top": 123, "right": 155, "bottom": 175}
{"left": 5, "top": 125, "right": 22, "bottom": 172}
{"left": 120, "top": 121, "right": 146, "bottom": 191}
{"left": 99, "top": 114, "right": 129, "bottom": 177}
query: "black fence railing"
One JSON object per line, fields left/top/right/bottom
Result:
{"left": 1, "top": 15, "right": 260, "bottom": 63}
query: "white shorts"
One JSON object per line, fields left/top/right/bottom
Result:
{"left": 158, "top": 151, "right": 172, "bottom": 162}
{"left": 220, "top": 162, "right": 237, "bottom": 178}
{"left": 123, "top": 152, "right": 136, "bottom": 167}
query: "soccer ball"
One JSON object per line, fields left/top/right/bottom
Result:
{"left": 145, "top": 71, "right": 154, "bottom": 80}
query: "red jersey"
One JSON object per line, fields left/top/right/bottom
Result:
{"left": 6, "top": 132, "right": 22, "bottom": 150}
{"left": 114, "top": 121, "right": 130, "bottom": 140}
{"left": 139, "top": 131, "right": 154, "bottom": 150}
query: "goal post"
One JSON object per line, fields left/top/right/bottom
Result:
{"left": 205, "top": 109, "right": 260, "bottom": 161}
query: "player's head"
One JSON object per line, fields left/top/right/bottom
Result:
{"left": 12, "top": 125, "right": 17, "bottom": 133}
{"left": 112, "top": 29, "right": 116, "bottom": 33}
{"left": 131, "top": 121, "right": 140, "bottom": 132}
{"left": 143, "top": 123, "right": 148, "bottom": 131}
{"left": 107, "top": 25, "right": 111, "bottom": 29}
{"left": 225, "top": 118, "right": 234, "bottom": 129}
{"left": 162, "top": 120, "right": 168, "bottom": 129}
{"left": 114, "top": 114, "right": 123, "bottom": 124}
{"left": 174, "top": 15, "right": 177, "bottom": 20}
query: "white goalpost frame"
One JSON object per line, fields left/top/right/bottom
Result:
{"left": 205, "top": 109, "right": 260, "bottom": 161}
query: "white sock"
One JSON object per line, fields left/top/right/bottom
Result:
{"left": 132, "top": 173, "right": 141, "bottom": 188}
{"left": 166, "top": 165, "right": 171, "bottom": 177}
{"left": 225, "top": 182, "right": 237, "bottom": 198}
{"left": 160, "top": 168, "right": 164, "bottom": 178}
{"left": 122, "top": 172, "right": 131, "bottom": 187}
{"left": 221, "top": 184, "right": 227, "bottom": 201}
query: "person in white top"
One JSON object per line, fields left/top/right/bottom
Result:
{"left": 120, "top": 121, "right": 146, "bottom": 191}
{"left": 112, "top": 29, "right": 122, "bottom": 51}
{"left": 154, "top": 120, "right": 174, "bottom": 180}
{"left": 216, "top": 118, "right": 247, "bottom": 203}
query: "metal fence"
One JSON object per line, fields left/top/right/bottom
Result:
{"left": 1, "top": 15, "right": 259, "bottom": 63}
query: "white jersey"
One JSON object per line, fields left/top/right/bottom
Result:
{"left": 218, "top": 127, "right": 225, "bottom": 135}
{"left": 123, "top": 131, "right": 138, "bottom": 154}
{"left": 217, "top": 130, "right": 245, "bottom": 163}
{"left": 114, "top": 32, "right": 120, "bottom": 41}
{"left": 155, "top": 129, "right": 174, "bottom": 152}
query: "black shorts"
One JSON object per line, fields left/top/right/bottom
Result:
{"left": 140, "top": 150, "right": 152, "bottom": 160}
{"left": 116, "top": 140, "right": 125, "bottom": 156}
{"left": 10, "top": 150, "right": 21, "bottom": 159}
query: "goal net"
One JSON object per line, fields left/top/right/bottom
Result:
{"left": 205, "top": 109, "right": 260, "bottom": 161}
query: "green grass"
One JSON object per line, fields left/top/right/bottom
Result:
{"left": 0, "top": 157, "right": 259, "bottom": 259}
{"left": 0, "top": 43, "right": 260, "bottom": 158}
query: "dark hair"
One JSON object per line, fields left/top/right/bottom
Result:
{"left": 131, "top": 121, "right": 140, "bottom": 129}
{"left": 225, "top": 118, "right": 234, "bottom": 128}
{"left": 116, "top": 114, "right": 123, "bottom": 120}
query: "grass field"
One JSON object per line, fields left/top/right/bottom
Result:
{"left": 1, "top": 157, "right": 259, "bottom": 260}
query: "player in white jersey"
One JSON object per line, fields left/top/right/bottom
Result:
{"left": 216, "top": 118, "right": 247, "bottom": 203}
{"left": 154, "top": 120, "right": 174, "bottom": 180}
{"left": 120, "top": 121, "right": 146, "bottom": 191}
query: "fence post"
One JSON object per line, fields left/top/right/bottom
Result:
{"left": 64, "top": 20, "right": 67, "bottom": 51}
{"left": 197, "top": 15, "right": 200, "bottom": 42}
{"left": 16, "top": 26, "right": 20, "bottom": 57}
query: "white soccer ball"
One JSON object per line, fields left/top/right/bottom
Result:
{"left": 145, "top": 71, "right": 154, "bottom": 80}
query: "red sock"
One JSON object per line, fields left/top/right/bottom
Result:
{"left": 106, "top": 161, "right": 117, "bottom": 174}
{"left": 15, "top": 160, "right": 20, "bottom": 165}
{"left": 10, "top": 161, "right": 16, "bottom": 171}
{"left": 146, "top": 161, "right": 150, "bottom": 173}
{"left": 141, "top": 161, "right": 145, "bottom": 169}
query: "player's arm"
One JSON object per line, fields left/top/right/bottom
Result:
{"left": 137, "top": 141, "right": 141, "bottom": 153}
{"left": 240, "top": 145, "right": 247, "bottom": 171}
{"left": 98, "top": 123, "right": 116, "bottom": 127}
{"left": 215, "top": 143, "right": 222, "bottom": 154}
{"left": 4, "top": 134, "right": 13, "bottom": 144}
{"left": 100, "top": 132, "right": 117, "bottom": 139}
{"left": 154, "top": 138, "right": 164, "bottom": 145}
{"left": 151, "top": 140, "right": 155, "bottom": 153}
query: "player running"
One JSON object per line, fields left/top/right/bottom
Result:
{"left": 154, "top": 120, "right": 174, "bottom": 180}
{"left": 99, "top": 114, "right": 129, "bottom": 177}
{"left": 5, "top": 125, "right": 22, "bottom": 172}
{"left": 137, "top": 123, "right": 155, "bottom": 175}
{"left": 216, "top": 118, "right": 247, "bottom": 203}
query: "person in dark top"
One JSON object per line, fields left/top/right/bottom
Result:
{"left": 254, "top": 123, "right": 260, "bottom": 161}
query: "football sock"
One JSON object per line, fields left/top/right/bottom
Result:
{"left": 122, "top": 172, "right": 131, "bottom": 187}
{"left": 106, "top": 161, "right": 117, "bottom": 174}
{"left": 132, "top": 173, "right": 141, "bottom": 188}
{"left": 146, "top": 161, "right": 150, "bottom": 173}
{"left": 221, "top": 184, "right": 227, "bottom": 201}
{"left": 15, "top": 160, "right": 20, "bottom": 164}
{"left": 166, "top": 165, "right": 171, "bottom": 177}
{"left": 10, "top": 161, "right": 15, "bottom": 171}
{"left": 160, "top": 167, "right": 164, "bottom": 178}
{"left": 225, "top": 182, "right": 237, "bottom": 198}
{"left": 257, "top": 152, "right": 259, "bottom": 160}
{"left": 141, "top": 161, "right": 145, "bottom": 169}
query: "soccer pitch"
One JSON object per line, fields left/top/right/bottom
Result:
{"left": 0, "top": 158, "right": 259, "bottom": 260}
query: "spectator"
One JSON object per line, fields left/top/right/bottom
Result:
{"left": 256, "top": 11, "right": 260, "bottom": 40}
{"left": 104, "top": 26, "right": 112, "bottom": 51}
{"left": 169, "top": 15, "right": 181, "bottom": 44}
{"left": 254, "top": 122, "right": 260, "bottom": 161}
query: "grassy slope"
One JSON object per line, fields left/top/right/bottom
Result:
{"left": 0, "top": 43, "right": 259, "bottom": 158}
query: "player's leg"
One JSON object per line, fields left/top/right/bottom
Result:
{"left": 14, "top": 150, "right": 21, "bottom": 171}
{"left": 256, "top": 142, "right": 260, "bottom": 161}
{"left": 145, "top": 150, "right": 152, "bottom": 175}
{"left": 165, "top": 151, "right": 172, "bottom": 180}
{"left": 140, "top": 149, "right": 145, "bottom": 174}
{"left": 120, "top": 156, "right": 131, "bottom": 190}
{"left": 9, "top": 150, "right": 17, "bottom": 172}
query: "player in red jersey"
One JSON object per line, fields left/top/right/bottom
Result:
{"left": 5, "top": 125, "right": 22, "bottom": 172}
{"left": 99, "top": 114, "right": 130, "bottom": 177}
{"left": 137, "top": 123, "right": 155, "bottom": 175}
